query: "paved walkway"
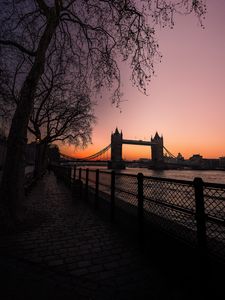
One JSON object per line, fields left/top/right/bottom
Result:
{"left": 0, "top": 173, "right": 219, "bottom": 299}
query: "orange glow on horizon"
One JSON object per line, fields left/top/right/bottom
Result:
{"left": 60, "top": 143, "right": 225, "bottom": 161}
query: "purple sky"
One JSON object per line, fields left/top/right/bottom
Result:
{"left": 62, "top": 1, "right": 225, "bottom": 160}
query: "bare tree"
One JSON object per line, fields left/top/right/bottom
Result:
{"left": 0, "top": 68, "right": 14, "bottom": 120}
{"left": 0, "top": 0, "right": 206, "bottom": 223}
{"left": 29, "top": 62, "right": 95, "bottom": 177}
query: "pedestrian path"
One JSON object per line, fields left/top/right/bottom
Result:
{"left": 0, "top": 173, "right": 216, "bottom": 299}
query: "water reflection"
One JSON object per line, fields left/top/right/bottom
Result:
{"left": 115, "top": 168, "right": 225, "bottom": 184}
{"left": 73, "top": 165, "right": 225, "bottom": 184}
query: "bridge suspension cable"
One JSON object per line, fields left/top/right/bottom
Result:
{"left": 60, "top": 144, "right": 111, "bottom": 161}
{"left": 61, "top": 143, "right": 175, "bottom": 161}
{"left": 81, "top": 144, "right": 111, "bottom": 160}
{"left": 163, "top": 146, "right": 176, "bottom": 159}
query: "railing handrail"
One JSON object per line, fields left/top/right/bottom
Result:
{"left": 53, "top": 164, "right": 225, "bottom": 262}
{"left": 78, "top": 166, "right": 225, "bottom": 188}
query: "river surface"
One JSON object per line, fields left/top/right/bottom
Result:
{"left": 1, "top": 165, "right": 225, "bottom": 184}
{"left": 120, "top": 168, "right": 225, "bottom": 184}
{"left": 77, "top": 166, "right": 225, "bottom": 184}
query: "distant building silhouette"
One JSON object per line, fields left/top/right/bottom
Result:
{"left": 26, "top": 142, "right": 36, "bottom": 165}
{"left": 188, "top": 154, "right": 221, "bottom": 170}
{"left": 219, "top": 157, "right": 225, "bottom": 169}
{"left": 49, "top": 144, "right": 60, "bottom": 163}
{"left": 177, "top": 152, "right": 185, "bottom": 162}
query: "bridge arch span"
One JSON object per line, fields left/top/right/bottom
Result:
{"left": 109, "top": 128, "right": 164, "bottom": 169}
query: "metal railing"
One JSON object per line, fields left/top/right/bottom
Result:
{"left": 53, "top": 165, "right": 225, "bottom": 262}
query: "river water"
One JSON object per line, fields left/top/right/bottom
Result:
{"left": 78, "top": 166, "right": 225, "bottom": 184}
{"left": 119, "top": 168, "right": 225, "bottom": 184}
{"left": 2, "top": 165, "right": 223, "bottom": 184}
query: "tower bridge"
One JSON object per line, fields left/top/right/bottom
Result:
{"left": 109, "top": 128, "right": 164, "bottom": 169}
{"left": 60, "top": 128, "right": 171, "bottom": 169}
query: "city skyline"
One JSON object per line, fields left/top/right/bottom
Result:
{"left": 61, "top": 1, "right": 225, "bottom": 160}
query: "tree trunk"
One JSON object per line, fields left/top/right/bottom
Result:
{"left": 0, "top": 12, "right": 59, "bottom": 224}
{"left": 0, "top": 88, "right": 32, "bottom": 219}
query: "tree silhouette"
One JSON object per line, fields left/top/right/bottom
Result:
{"left": 29, "top": 61, "right": 95, "bottom": 178}
{"left": 0, "top": 0, "right": 206, "bottom": 224}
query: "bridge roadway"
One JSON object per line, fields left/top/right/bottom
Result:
{"left": 122, "top": 139, "right": 156, "bottom": 146}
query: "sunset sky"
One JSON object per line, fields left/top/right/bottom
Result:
{"left": 61, "top": 1, "right": 225, "bottom": 160}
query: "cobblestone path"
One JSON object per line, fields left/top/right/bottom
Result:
{"left": 0, "top": 173, "right": 204, "bottom": 299}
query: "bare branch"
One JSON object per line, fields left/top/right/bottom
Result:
{"left": 0, "top": 40, "right": 36, "bottom": 57}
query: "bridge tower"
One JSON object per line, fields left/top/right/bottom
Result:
{"left": 108, "top": 128, "right": 125, "bottom": 169}
{"left": 151, "top": 132, "right": 164, "bottom": 169}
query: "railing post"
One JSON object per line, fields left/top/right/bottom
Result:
{"left": 194, "top": 177, "right": 207, "bottom": 252}
{"left": 73, "top": 165, "right": 76, "bottom": 182}
{"left": 95, "top": 169, "right": 99, "bottom": 208}
{"left": 137, "top": 173, "right": 144, "bottom": 241}
{"left": 79, "top": 168, "right": 82, "bottom": 196}
{"left": 85, "top": 168, "right": 89, "bottom": 201}
{"left": 68, "top": 166, "right": 72, "bottom": 186}
{"left": 79, "top": 168, "right": 82, "bottom": 181}
{"left": 110, "top": 171, "right": 115, "bottom": 222}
